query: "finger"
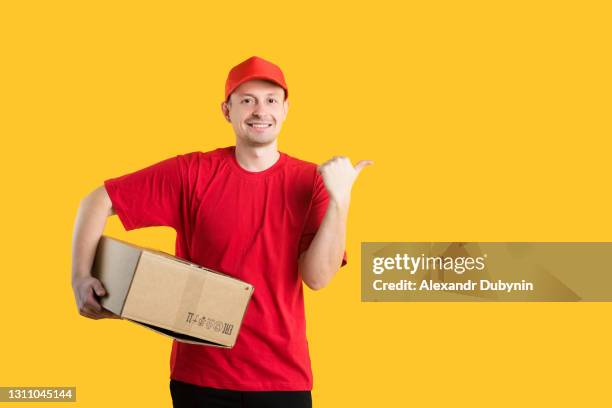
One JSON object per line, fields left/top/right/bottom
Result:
{"left": 92, "top": 280, "right": 107, "bottom": 297}
{"left": 354, "top": 160, "right": 374, "bottom": 174}
{"left": 86, "top": 288, "right": 103, "bottom": 313}
{"left": 321, "top": 156, "right": 341, "bottom": 167}
{"left": 317, "top": 161, "right": 331, "bottom": 172}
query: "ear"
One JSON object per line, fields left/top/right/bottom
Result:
{"left": 283, "top": 98, "right": 289, "bottom": 120}
{"left": 221, "top": 101, "right": 231, "bottom": 123}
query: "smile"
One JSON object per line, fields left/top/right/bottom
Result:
{"left": 247, "top": 123, "right": 272, "bottom": 128}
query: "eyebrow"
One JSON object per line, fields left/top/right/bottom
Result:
{"left": 238, "top": 93, "right": 282, "bottom": 98}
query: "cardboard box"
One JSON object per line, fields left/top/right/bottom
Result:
{"left": 91, "top": 236, "right": 254, "bottom": 348}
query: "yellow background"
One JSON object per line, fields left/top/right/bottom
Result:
{"left": 1, "top": 0, "right": 611, "bottom": 406}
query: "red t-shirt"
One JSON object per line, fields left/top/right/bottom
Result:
{"left": 104, "top": 146, "right": 347, "bottom": 391}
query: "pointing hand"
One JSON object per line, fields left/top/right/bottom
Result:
{"left": 317, "top": 157, "right": 373, "bottom": 205}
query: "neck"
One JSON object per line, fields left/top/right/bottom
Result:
{"left": 234, "top": 141, "right": 280, "bottom": 172}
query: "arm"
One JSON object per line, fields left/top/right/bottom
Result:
{"left": 72, "top": 156, "right": 184, "bottom": 318}
{"left": 298, "top": 199, "right": 348, "bottom": 290}
{"left": 71, "top": 186, "right": 120, "bottom": 319}
{"left": 299, "top": 157, "right": 372, "bottom": 290}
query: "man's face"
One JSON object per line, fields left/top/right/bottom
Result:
{"left": 221, "top": 79, "right": 288, "bottom": 147}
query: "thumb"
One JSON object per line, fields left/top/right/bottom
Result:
{"left": 93, "top": 280, "right": 106, "bottom": 297}
{"left": 354, "top": 160, "right": 374, "bottom": 174}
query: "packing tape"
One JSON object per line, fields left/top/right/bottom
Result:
{"left": 172, "top": 266, "right": 208, "bottom": 334}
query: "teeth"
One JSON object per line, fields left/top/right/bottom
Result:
{"left": 248, "top": 123, "right": 271, "bottom": 128}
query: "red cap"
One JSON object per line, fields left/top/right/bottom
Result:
{"left": 225, "top": 56, "right": 288, "bottom": 102}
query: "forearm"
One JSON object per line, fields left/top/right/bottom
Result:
{"left": 299, "top": 198, "right": 349, "bottom": 290}
{"left": 71, "top": 186, "right": 114, "bottom": 283}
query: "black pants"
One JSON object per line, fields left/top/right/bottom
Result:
{"left": 170, "top": 379, "right": 312, "bottom": 408}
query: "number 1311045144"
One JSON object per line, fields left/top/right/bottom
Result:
{"left": 1, "top": 387, "right": 76, "bottom": 402}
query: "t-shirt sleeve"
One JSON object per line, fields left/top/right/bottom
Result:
{"left": 298, "top": 171, "right": 348, "bottom": 267}
{"left": 103, "top": 155, "right": 185, "bottom": 231}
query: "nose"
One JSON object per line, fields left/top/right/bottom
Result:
{"left": 252, "top": 103, "right": 269, "bottom": 117}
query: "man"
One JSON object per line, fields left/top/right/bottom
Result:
{"left": 71, "top": 56, "right": 371, "bottom": 407}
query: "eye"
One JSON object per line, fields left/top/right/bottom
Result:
{"left": 241, "top": 98, "right": 253, "bottom": 104}
{"left": 268, "top": 98, "right": 278, "bottom": 104}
